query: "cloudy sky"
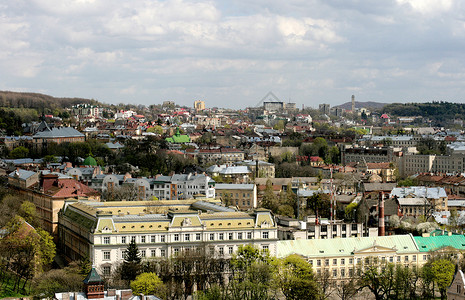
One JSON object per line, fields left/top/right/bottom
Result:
{"left": 2, "top": 0, "right": 465, "bottom": 109}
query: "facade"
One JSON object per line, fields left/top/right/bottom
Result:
{"left": 58, "top": 200, "right": 277, "bottom": 276}
{"left": 72, "top": 104, "right": 101, "bottom": 118}
{"left": 277, "top": 235, "right": 422, "bottom": 280}
{"left": 197, "top": 148, "right": 245, "bottom": 165}
{"left": 33, "top": 126, "right": 85, "bottom": 149}
{"left": 342, "top": 146, "right": 395, "bottom": 165}
{"left": 448, "top": 270, "right": 465, "bottom": 300}
{"left": 235, "top": 160, "right": 275, "bottom": 178}
{"left": 194, "top": 100, "right": 205, "bottom": 111}
{"left": 400, "top": 153, "right": 465, "bottom": 177}
{"left": 215, "top": 183, "right": 258, "bottom": 210}
{"left": 9, "top": 170, "right": 100, "bottom": 236}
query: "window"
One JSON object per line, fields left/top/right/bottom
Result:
{"left": 332, "top": 269, "right": 337, "bottom": 277}
{"left": 184, "top": 234, "right": 190, "bottom": 241}
{"left": 349, "top": 258, "right": 353, "bottom": 264}
{"left": 121, "top": 236, "right": 126, "bottom": 244}
{"left": 209, "top": 247, "right": 215, "bottom": 255}
{"left": 103, "top": 237, "right": 110, "bottom": 244}
{"left": 262, "top": 245, "right": 269, "bottom": 251}
{"left": 174, "top": 234, "right": 179, "bottom": 241}
{"left": 423, "top": 255, "right": 427, "bottom": 261}
{"left": 229, "top": 233, "right": 233, "bottom": 240}
{"left": 173, "top": 248, "right": 179, "bottom": 255}
{"left": 141, "top": 236, "right": 146, "bottom": 243}
{"left": 141, "top": 250, "right": 146, "bottom": 257}
{"left": 151, "top": 235, "right": 156, "bottom": 243}
{"left": 151, "top": 249, "right": 156, "bottom": 257}
{"left": 317, "top": 259, "right": 321, "bottom": 266}
{"left": 131, "top": 236, "right": 136, "bottom": 242}
{"left": 219, "top": 233, "right": 224, "bottom": 240}
{"left": 160, "top": 249, "right": 166, "bottom": 257}
{"left": 349, "top": 268, "right": 354, "bottom": 277}
{"left": 325, "top": 259, "right": 329, "bottom": 266}
{"left": 389, "top": 256, "right": 394, "bottom": 263}
{"left": 357, "top": 258, "right": 361, "bottom": 264}
{"left": 196, "top": 233, "right": 201, "bottom": 241}
{"left": 352, "top": 224, "right": 357, "bottom": 231}
{"left": 404, "top": 256, "right": 409, "bottom": 262}
{"left": 247, "top": 232, "right": 252, "bottom": 239}
{"left": 103, "top": 251, "right": 110, "bottom": 260}
{"left": 160, "top": 235, "right": 166, "bottom": 243}
{"left": 413, "top": 255, "right": 416, "bottom": 262}
{"left": 238, "top": 232, "right": 243, "bottom": 240}
{"left": 219, "top": 247, "right": 224, "bottom": 255}
{"left": 229, "top": 246, "right": 234, "bottom": 254}
{"left": 341, "top": 259, "right": 345, "bottom": 265}
{"left": 262, "top": 232, "right": 269, "bottom": 239}
{"left": 397, "top": 256, "right": 401, "bottom": 262}
{"left": 333, "top": 259, "right": 337, "bottom": 265}
{"left": 210, "top": 233, "right": 215, "bottom": 241}
{"left": 341, "top": 269, "right": 345, "bottom": 277}
{"left": 103, "top": 266, "right": 111, "bottom": 276}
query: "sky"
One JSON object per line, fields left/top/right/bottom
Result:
{"left": 2, "top": 0, "right": 465, "bottom": 109}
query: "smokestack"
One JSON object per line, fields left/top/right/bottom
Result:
{"left": 255, "top": 159, "right": 259, "bottom": 178}
{"left": 351, "top": 95, "right": 355, "bottom": 113}
{"left": 378, "top": 192, "right": 385, "bottom": 236}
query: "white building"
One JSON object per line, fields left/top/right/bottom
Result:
{"left": 58, "top": 200, "right": 277, "bottom": 276}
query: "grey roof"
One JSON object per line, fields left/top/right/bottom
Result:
{"left": 238, "top": 160, "right": 274, "bottom": 166}
{"left": 8, "top": 169, "right": 37, "bottom": 180}
{"left": 191, "top": 200, "right": 236, "bottom": 212}
{"left": 297, "top": 190, "right": 324, "bottom": 197}
{"left": 215, "top": 183, "right": 255, "bottom": 190}
{"left": 33, "top": 127, "right": 84, "bottom": 138}
{"left": 363, "top": 182, "right": 397, "bottom": 192}
{"left": 219, "top": 166, "right": 251, "bottom": 175}
{"left": 105, "top": 142, "right": 124, "bottom": 149}
{"left": 391, "top": 186, "right": 447, "bottom": 199}
{"left": 397, "top": 198, "right": 430, "bottom": 206}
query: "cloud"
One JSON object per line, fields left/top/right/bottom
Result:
{"left": 1, "top": 0, "right": 465, "bottom": 108}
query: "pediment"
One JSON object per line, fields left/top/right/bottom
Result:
{"left": 355, "top": 245, "right": 396, "bottom": 254}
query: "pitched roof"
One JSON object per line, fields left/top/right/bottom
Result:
{"left": 83, "top": 267, "right": 104, "bottom": 284}
{"left": 414, "top": 235, "right": 465, "bottom": 252}
{"left": 33, "top": 127, "right": 84, "bottom": 138}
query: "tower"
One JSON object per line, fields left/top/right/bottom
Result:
{"left": 351, "top": 95, "right": 355, "bottom": 113}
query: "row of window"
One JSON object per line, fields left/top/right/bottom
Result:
{"left": 312, "top": 254, "right": 428, "bottom": 267}
{"left": 102, "top": 231, "right": 270, "bottom": 245}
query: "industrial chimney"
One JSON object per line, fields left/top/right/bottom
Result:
{"left": 378, "top": 192, "right": 385, "bottom": 236}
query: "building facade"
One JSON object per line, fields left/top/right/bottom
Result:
{"left": 58, "top": 200, "right": 277, "bottom": 276}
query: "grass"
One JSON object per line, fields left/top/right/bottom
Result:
{"left": 0, "top": 272, "right": 32, "bottom": 299}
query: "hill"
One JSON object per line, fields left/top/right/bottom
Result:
{"left": 382, "top": 101, "right": 465, "bottom": 125}
{"left": 0, "top": 91, "right": 100, "bottom": 112}
{"left": 335, "top": 101, "right": 389, "bottom": 110}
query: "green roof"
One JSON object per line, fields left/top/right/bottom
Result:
{"left": 277, "top": 234, "right": 419, "bottom": 258}
{"left": 83, "top": 155, "right": 97, "bottom": 166}
{"left": 165, "top": 128, "right": 190, "bottom": 143}
{"left": 83, "top": 267, "right": 103, "bottom": 284}
{"left": 413, "top": 235, "right": 465, "bottom": 252}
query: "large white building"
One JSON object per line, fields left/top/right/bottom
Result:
{"left": 58, "top": 200, "right": 277, "bottom": 276}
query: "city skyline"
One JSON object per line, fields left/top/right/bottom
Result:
{"left": 2, "top": 0, "right": 465, "bottom": 109}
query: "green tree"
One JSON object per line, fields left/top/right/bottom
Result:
{"left": 357, "top": 262, "right": 395, "bottom": 300}
{"left": 306, "top": 193, "right": 330, "bottom": 223}
{"left": 18, "top": 201, "right": 38, "bottom": 227}
{"left": 10, "top": 146, "right": 29, "bottom": 159}
{"left": 120, "top": 239, "right": 141, "bottom": 281}
{"left": 279, "top": 254, "right": 320, "bottom": 300}
{"left": 261, "top": 179, "right": 279, "bottom": 213}
{"left": 130, "top": 272, "right": 166, "bottom": 298}
{"left": 431, "top": 259, "right": 454, "bottom": 300}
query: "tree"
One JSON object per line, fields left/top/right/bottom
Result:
{"left": 131, "top": 272, "right": 166, "bottom": 298}
{"left": 279, "top": 254, "right": 320, "bottom": 300}
{"left": 261, "top": 179, "right": 279, "bottom": 213}
{"left": 431, "top": 259, "right": 454, "bottom": 300}
{"left": 120, "top": 239, "right": 141, "bottom": 281}
{"left": 10, "top": 146, "right": 29, "bottom": 159}
{"left": 357, "top": 262, "right": 395, "bottom": 300}
{"left": 18, "top": 201, "right": 38, "bottom": 227}
{"left": 306, "top": 193, "right": 330, "bottom": 223}
{"left": 334, "top": 278, "right": 358, "bottom": 300}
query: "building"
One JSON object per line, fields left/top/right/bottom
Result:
{"left": 391, "top": 186, "right": 448, "bottom": 212}
{"left": 277, "top": 234, "right": 421, "bottom": 280}
{"left": 319, "top": 104, "right": 330, "bottom": 115}
{"left": 9, "top": 169, "right": 100, "bottom": 236}
{"left": 33, "top": 126, "right": 85, "bottom": 150}
{"left": 58, "top": 200, "right": 277, "bottom": 276}
{"left": 341, "top": 146, "right": 396, "bottom": 165}
{"left": 399, "top": 153, "right": 465, "bottom": 177}
{"left": 215, "top": 183, "right": 258, "bottom": 210}
{"left": 235, "top": 160, "right": 275, "bottom": 178}
{"left": 448, "top": 270, "right": 465, "bottom": 300}
{"left": 196, "top": 148, "right": 245, "bottom": 165}
{"left": 194, "top": 100, "right": 205, "bottom": 112}
{"left": 165, "top": 128, "right": 191, "bottom": 144}
{"left": 72, "top": 104, "right": 101, "bottom": 118}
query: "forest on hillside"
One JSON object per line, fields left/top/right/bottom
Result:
{"left": 382, "top": 101, "right": 465, "bottom": 124}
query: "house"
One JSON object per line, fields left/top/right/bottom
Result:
{"left": 32, "top": 124, "right": 85, "bottom": 150}
{"left": 215, "top": 183, "right": 258, "bottom": 210}
{"left": 448, "top": 269, "right": 465, "bottom": 300}
{"left": 58, "top": 200, "right": 277, "bottom": 276}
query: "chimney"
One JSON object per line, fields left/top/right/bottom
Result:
{"left": 378, "top": 192, "right": 385, "bottom": 236}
